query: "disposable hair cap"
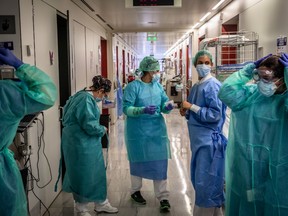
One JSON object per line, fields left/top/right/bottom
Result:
{"left": 139, "top": 56, "right": 160, "bottom": 72}
{"left": 92, "top": 75, "right": 112, "bottom": 92}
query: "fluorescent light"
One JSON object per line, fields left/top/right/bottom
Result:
{"left": 212, "top": 0, "right": 225, "bottom": 10}
{"left": 200, "top": 12, "right": 211, "bottom": 22}
{"left": 192, "top": 22, "right": 200, "bottom": 29}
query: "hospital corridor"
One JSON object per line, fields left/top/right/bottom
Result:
{"left": 1, "top": 0, "right": 288, "bottom": 216}
{"left": 45, "top": 109, "right": 196, "bottom": 216}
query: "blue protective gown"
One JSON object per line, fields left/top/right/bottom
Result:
{"left": 61, "top": 90, "right": 107, "bottom": 203}
{"left": 123, "top": 80, "right": 171, "bottom": 180}
{"left": 0, "top": 64, "right": 56, "bottom": 216}
{"left": 117, "top": 79, "right": 123, "bottom": 116}
{"left": 186, "top": 75, "right": 227, "bottom": 208}
{"left": 218, "top": 63, "right": 288, "bottom": 216}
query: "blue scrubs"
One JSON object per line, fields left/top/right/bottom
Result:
{"left": 123, "top": 80, "right": 171, "bottom": 180}
{"left": 186, "top": 75, "right": 227, "bottom": 207}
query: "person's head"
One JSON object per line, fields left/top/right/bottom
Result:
{"left": 90, "top": 75, "right": 112, "bottom": 100}
{"left": 139, "top": 56, "right": 160, "bottom": 83}
{"left": 193, "top": 50, "right": 213, "bottom": 78}
{"left": 253, "top": 55, "right": 286, "bottom": 96}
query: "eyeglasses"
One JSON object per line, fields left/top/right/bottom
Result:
{"left": 252, "top": 69, "right": 275, "bottom": 83}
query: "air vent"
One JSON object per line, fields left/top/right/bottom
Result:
{"left": 80, "top": 0, "right": 95, "bottom": 12}
{"left": 107, "top": 24, "right": 114, "bottom": 30}
{"left": 96, "top": 14, "right": 106, "bottom": 23}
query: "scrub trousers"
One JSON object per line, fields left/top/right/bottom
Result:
{"left": 131, "top": 175, "right": 169, "bottom": 201}
{"left": 193, "top": 205, "right": 223, "bottom": 216}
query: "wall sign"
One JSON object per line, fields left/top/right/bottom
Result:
{"left": 0, "top": 16, "right": 16, "bottom": 34}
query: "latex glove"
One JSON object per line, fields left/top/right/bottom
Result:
{"left": 279, "top": 53, "right": 288, "bottom": 68}
{"left": 143, "top": 105, "right": 157, "bottom": 115}
{"left": 165, "top": 103, "right": 173, "bottom": 111}
{"left": 103, "top": 99, "right": 113, "bottom": 104}
{"left": 0, "top": 48, "right": 23, "bottom": 69}
{"left": 254, "top": 54, "right": 272, "bottom": 68}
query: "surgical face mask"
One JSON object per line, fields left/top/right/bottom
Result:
{"left": 95, "top": 97, "right": 102, "bottom": 102}
{"left": 257, "top": 79, "right": 278, "bottom": 97}
{"left": 196, "top": 64, "right": 211, "bottom": 77}
{"left": 152, "top": 73, "right": 161, "bottom": 83}
{"left": 94, "top": 90, "right": 105, "bottom": 102}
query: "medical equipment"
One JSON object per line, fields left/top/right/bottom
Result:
{"left": 199, "top": 31, "right": 258, "bottom": 82}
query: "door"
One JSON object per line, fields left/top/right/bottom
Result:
{"left": 57, "top": 12, "right": 71, "bottom": 120}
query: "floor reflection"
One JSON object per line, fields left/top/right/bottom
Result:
{"left": 46, "top": 109, "right": 195, "bottom": 216}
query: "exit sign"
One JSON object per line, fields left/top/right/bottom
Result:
{"left": 147, "top": 32, "right": 157, "bottom": 41}
{"left": 147, "top": 36, "right": 157, "bottom": 41}
{"left": 133, "top": 0, "right": 174, "bottom": 6}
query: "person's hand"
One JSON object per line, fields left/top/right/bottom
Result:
{"left": 143, "top": 105, "right": 157, "bottom": 115}
{"left": 254, "top": 54, "right": 272, "bottom": 68}
{"left": 164, "top": 102, "right": 174, "bottom": 111}
{"left": 182, "top": 101, "right": 192, "bottom": 110}
{"left": 279, "top": 53, "right": 288, "bottom": 68}
{"left": 179, "top": 108, "right": 187, "bottom": 116}
{"left": 0, "top": 48, "right": 23, "bottom": 69}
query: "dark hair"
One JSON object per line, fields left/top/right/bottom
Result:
{"left": 91, "top": 75, "right": 112, "bottom": 93}
{"left": 259, "top": 55, "right": 284, "bottom": 78}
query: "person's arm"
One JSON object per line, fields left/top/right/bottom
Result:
{"left": 123, "top": 83, "right": 143, "bottom": 116}
{"left": 159, "top": 84, "right": 172, "bottom": 114}
{"left": 75, "top": 97, "right": 106, "bottom": 137}
{"left": 218, "top": 63, "right": 256, "bottom": 111}
{"left": 0, "top": 48, "right": 57, "bottom": 115}
{"left": 16, "top": 64, "right": 57, "bottom": 107}
{"left": 185, "top": 83, "right": 224, "bottom": 123}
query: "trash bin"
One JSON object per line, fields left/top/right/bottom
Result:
{"left": 100, "top": 114, "right": 110, "bottom": 148}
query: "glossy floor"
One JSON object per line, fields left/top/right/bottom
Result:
{"left": 45, "top": 109, "right": 226, "bottom": 216}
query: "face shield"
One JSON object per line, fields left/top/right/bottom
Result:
{"left": 252, "top": 69, "right": 275, "bottom": 83}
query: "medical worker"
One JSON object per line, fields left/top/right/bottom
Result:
{"left": 60, "top": 75, "right": 118, "bottom": 216}
{"left": 123, "top": 56, "right": 173, "bottom": 212}
{"left": 180, "top": 50, "right": 227, "bottom": 216}
{"left": 218, "top": 53, "right": 288, "bottom": 216}
{"left": 0, "top": 48, "right": 57, "bottom": 216}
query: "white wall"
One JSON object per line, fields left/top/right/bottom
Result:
{"left": 239, "top": 0, "right": 288, "bottom": 55}
{"left": 14, "top": 0, "right": 119, "bottom": 215}
{"left": 19, "top": 0, "right": 62, "bottom": 215}
{"left": 196, "top": 0, "right": 288, "bottom": 56}
{"left": 73, "top": 21, "right": 87, "bottom": 92}
{"left": 166, "top": 0, "right": 288, "bottom": 87}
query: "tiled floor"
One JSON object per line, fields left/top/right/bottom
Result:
{"left": 45, "top": 109, "right": 200, "bottom": 216}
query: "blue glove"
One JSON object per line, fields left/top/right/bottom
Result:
{"left": 103, "top": 99, "right": 113, "bottom": 104}
{"left": 143, "top": 105, "right": 157, "bottom": 115}
{"left": 0, "top": 48, "right": 23, "bottom": 69}
{"left": 279, "top": 53, "right": 288, "bottom": 68}
{"left": 165, "top": 103, "right": 173, "bottom": 111}
{"left": 254, "top": 54, "right": 272, "bottom": 68}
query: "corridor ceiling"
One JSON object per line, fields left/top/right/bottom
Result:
{"left": 72, "top": 0, "right": 231, "bottom": 59}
